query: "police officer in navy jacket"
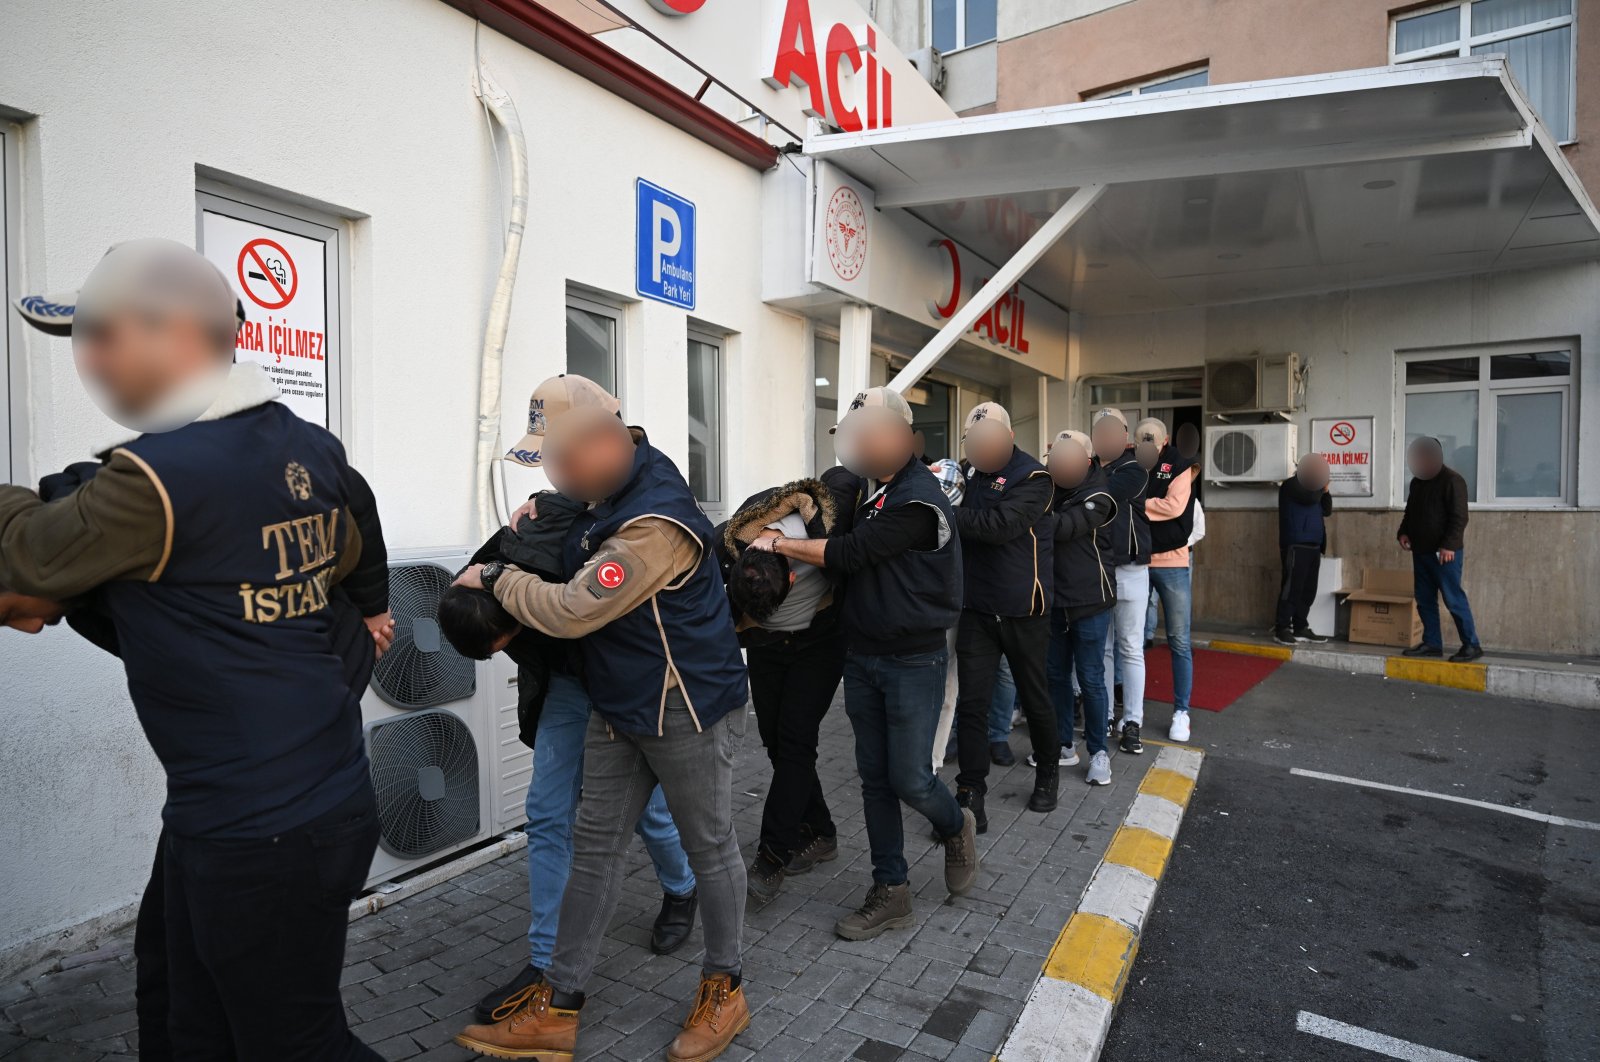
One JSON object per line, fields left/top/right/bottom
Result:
{"left": 452, "top": 375, "right": 749, "bottom": 1062}
{"left": 949, "top": 402, "right": 1059, "bottom": 825}
{"left": 0, "top": 239, "right": 386, "bottom": 1060}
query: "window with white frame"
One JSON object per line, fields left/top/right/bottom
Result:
{"left": 1, "top": 122, "right": 19, "bottom": 485}
{"left": 931, "top": 0, "right": 997, "bottom": 53}
{"left": 565, "top": 292, "right": 622, "bottom": 399}
{"left": 1400, "top": 345, "right": 1576, "bottom": 505}
{"left": 1390, "top": 0, "right": 1576, "bottom": 143}
{"left": 1087, "top": 372, "right": 1205, "bottom": 441}
{"left": 686, "top": 330, "right": 724, "bottom": 520}
{"left": 1088, "top": 66, "right": 1210, "bottom": 101}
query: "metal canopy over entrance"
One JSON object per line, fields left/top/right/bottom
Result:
{"left": 804, "top": 57, "right": 1600, "bottom": 392}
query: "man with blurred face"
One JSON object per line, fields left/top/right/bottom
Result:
{"left": 453, "top": 375, "right": 750, "bottom": 1062}
{"left": 757, "top": 387, "right": 978, "bottom": 940}
{"left": 1275, "top": 452, "right": 1334, "bottom": 645}
{"left": 1044, "top": 431, "right": 1119, "bottom": 784}
{"left": 2, "top": 238, "right": 386, "bottom": 1060}
{"left": 949, "top": 402, "right": 1059, "bottom": 824}
{"left": 1090, "top": 408, "right": 1153, "bottom": 754}
{"left": 1138, "top": 418, "right": 1200, "bottom": 743}
{"left": 1397, "top": 436, "right": 1480, "bottom": 661}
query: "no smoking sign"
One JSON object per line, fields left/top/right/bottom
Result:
{"left": 1311, "top": 416, "right": 1374, "bottom": 498}
{"left": 1329, "top": 421, "right": 1356, "bottom": 446}
{"left": 237, "top": 238, "right": 298, "bottom": 310}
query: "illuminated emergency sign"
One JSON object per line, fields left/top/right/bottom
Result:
{"left": 766, "top": 0, "right": 894, "bottom": 132}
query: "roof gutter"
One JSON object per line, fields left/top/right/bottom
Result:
{"left": 439, "top": 0, "right": 780, "bottom": 172}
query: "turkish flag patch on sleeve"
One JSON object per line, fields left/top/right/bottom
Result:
{"left": 587, "top": 554, "right": 631, "bottom": 598}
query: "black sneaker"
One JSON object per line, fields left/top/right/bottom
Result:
{"left": 956, "top": 787, "right": 988, "bottom": 835}
{"left": 650, "top": 889, "right": 697, "bottom": 954}
{"left": 473, "top": 963, "right": 543, "bottom": 1023}
{"left": 1119, "top": 721, "right": 1143, "bottom": 755}
{"left": 1401, "top": 643, "right": 1443, "bottom": 657}
{"left": 1272, "top": 627, "right": 1297, "bottom": 646}
{"left": 1294, "top": 627, "right": 1330, "bottom": 644}
{"left": 747, "top": 853, "right": 784, "bottom": 906}
{"left": 1449, "top": 644, "right": 1484, "bottom": 663}
{"left": 989, "top": 740, "right": 1016, "bottom": 767}
{"left": 785, "top": 831, "right": 838, "bottom": 874}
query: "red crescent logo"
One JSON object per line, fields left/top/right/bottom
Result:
{"left": 597, "top": 561, "right": 627, "bottom": 589}
{"left": 646, "top": 0, "right": 708, "bottom": 14}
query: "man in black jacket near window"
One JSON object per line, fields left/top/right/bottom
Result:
{"left": 754, "top": 387, "right": 978, "bottom": 942}
{"left": 949, "top": 403, "right": 1059, "bottom": 824}
{"left": 1397, "top": 436, "right": 1481, "bottom": 661}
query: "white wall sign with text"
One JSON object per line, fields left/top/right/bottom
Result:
{"left": 1311, "top": 415, "right": 1374, "bottom": 497}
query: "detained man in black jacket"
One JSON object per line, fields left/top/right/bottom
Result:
{"left": 1044, "top": 430, "right": 1119, "bottom": 786}
{"left": 950, "top": 403, "right": 1059, "bottom": 824}
{"left": 1091, "top": 408, "right": 1154, "bottom": 754}
{"left": 753, "top": 387, "right": 978, "bottom": 941}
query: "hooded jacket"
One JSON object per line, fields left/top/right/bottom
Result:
{"left": 715, "top": 477, "right": 842, "bottom": 646}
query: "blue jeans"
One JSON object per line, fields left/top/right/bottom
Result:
{"left": 988, "top": 658, "right": 1017, "bottom": 742}
{"left": 1147, "top": 567, "right": 1192, "bottom": 714}
{"left": 844, "top": 649, "right": 965, "bottom": 885}
{"left": 1412, "top": 551, "right": 1479, "bottom": 649}
{"left": 1054, "top": 607, "right": 1112, "bottom": 757}
{"left": 524, "top": 674, "right": 695, "bottom": 967}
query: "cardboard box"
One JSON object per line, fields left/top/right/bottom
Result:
{"left": 1340, "top": 569, "right": 1423, "bottom": 648}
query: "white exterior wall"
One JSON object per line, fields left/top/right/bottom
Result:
{"left": 0, "top": 0, "right": 808, "bottom": 968}
{"left": 1057, "top": 262, "right": 1600, "bottom": 509}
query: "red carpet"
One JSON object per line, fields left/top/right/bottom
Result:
{"left": 1143, "top": 646, "right": 1282, "bottom": 712}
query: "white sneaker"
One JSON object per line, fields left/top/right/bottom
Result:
{"left": 1086, "top": 750, "right": 1112, "bottom": 786}
{"left": 1060, "top": 743, "right": 1080, "bottom": 767}
{"left": 1169, "top": 711, "right": 1191, "bottom": 743}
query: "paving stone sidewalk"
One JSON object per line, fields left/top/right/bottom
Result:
{"left": 1, "top": 698, "right": 1158, "bottom": 1062}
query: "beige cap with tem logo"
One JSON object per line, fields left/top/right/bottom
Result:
{"left": 504, "top": 373, "right": 622, "bottom": 468}
{"left": 962, "top": 401, "right": 1012, "bottom": 436}
{"left": 829, "top": 386, "right": 915, "bottom": 434}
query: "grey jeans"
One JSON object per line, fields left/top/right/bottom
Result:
{"left": 545, "top": 693, "right": 748, "bottom": 992}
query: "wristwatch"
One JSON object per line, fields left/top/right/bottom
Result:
{"left": 480, "top": 561, "right": 508, "bottom": 593}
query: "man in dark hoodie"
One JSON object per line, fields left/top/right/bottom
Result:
{"left": 1397, "top": 436, "right": 1481, "bottom": 662}
{"left": 437, "top": 488, "right": 699, "bottom": 1025}
{"left": 1274, "top": 453, "right": 1333, "bottom": 646}
{"left": 950, "top": 401, "right": 1059, "bottom": 824}
{"left": 1043, "top": 430, "right": 1118, "bottom": 786}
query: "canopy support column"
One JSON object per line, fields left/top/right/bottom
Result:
{"left": 887, "top": 184, "right": 1106, "bottom": 395}
{"left": 837, "top": 301, "right": 874, "bottom": 407}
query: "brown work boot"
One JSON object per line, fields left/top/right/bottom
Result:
{"left": 455, "top": 981, "right": 580, "bottom": 1060}
{"left": 667, "top": 973, "right": 750, "bottom": 1062}
{"left": 943, "top": 807, "right": 980, "bottom": 897}
{"left": 834, "top": 881, "right": 915, "bottom": 940}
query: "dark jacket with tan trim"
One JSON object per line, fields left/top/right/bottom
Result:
{"left": 1050, "top": 463, "right": 1118, "bottom": 619}
{"left": 954, "top": 446, "right": 1054, "bottom": 617}
{"left": 714, "top": 477, "right": 842, "bottom": 647}
{"left": 0, "top": 364, "right": 374, "bottom": 840}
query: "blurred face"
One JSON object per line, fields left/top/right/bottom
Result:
{"left": 963, "top": 419, "right": 1013, "bottom": 475}
{"left": 1091, "top": 418, "right": 1128, "bottom": 463}
{"left": 1175, "top": 423, "right": 1200, "bottom": 461}
{"left": 1407, "top": 439, "right": 1444, "bottom": 480}
{"left": 1296, "top": 454, "right": 1331, "bottom": 491}
{"left": 73, "top": 309, "right": 223, "bottom": 425}
{"left": 1047, "top": 439, "right": 1092, "bottom": 489}
{"left": 835, "top": 407, "right": 914, "bottom": 480}
{"left": 542, "top": 411, "right": 636, "bottom": 502}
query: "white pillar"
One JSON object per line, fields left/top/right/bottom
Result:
{"left": 837, "top": 302, "right": 874, "bottom": 414}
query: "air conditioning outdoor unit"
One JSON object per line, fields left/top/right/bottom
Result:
{"left": 908, "top": 47, "right": 947, "bottom": 93}
{"left": 1204, "top": 352, "right": 1300, "bottom": 415}
{"left": 362, "top": 548, "right": 530, "bottom": 887}
{"left": 1205, "top": 423, "right": 1298, "bottom": 485}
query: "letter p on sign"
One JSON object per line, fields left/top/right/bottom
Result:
{"left": 636, "top": 178, "right": 697, "bottom": 310}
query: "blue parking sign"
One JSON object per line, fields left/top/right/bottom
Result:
{"left": 636, "top": 178, "right": 696, "bottom": 310}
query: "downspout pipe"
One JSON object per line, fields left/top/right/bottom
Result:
{"left": 472, "top": 65, "right": 529, "bottom": 539}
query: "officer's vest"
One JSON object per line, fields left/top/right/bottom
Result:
{"left": 561, "top": 434, "right": 747, "bottom": 736}
{"left": 101, "top": 399, "right": 369, "bottom": 839}
{"left": 960, "top": 446, "right": 1054, "bottom": 616}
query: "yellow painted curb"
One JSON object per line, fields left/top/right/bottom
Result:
{"left": 1103, "top": 825, "right": 1174, "bottom": 880}
{"left": 1042, "top": 913, "right": 1140, "bottom": 1001}
{"left": 1139, "top": 767, "right": 1196, "bottom": 808}
{"left": 1209, "top": 639, "right": 1293, "bottom": 661}
{"left": 1384, "top": 655, "right": 1488, "bottom": 691}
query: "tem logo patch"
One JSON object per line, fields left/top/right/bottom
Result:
{"left": 284, "top": 461, "right": 313, "bottom": 501}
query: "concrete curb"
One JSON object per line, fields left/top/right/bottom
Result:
{"left": 996, "top": 745, "right": 1205, "bottom": 1062}
{"left": 1206, "top": 639, "right": 1599, "bottom": 710}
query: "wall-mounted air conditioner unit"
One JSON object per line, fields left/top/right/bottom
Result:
{"left": 361, "top": 547, "right": 530, "bottom": 887}
{"left": 1205, "top": 423, "right": 1298, "bottom": 485}
{"left": 1204, "top": 352, "right": 1299, "bottom": 415}
{"left": 908, "top": 47, "right": 947, "bottom": 93}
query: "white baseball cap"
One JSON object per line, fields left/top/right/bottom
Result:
{"left": 962, "top": 401, "right": 1012, "bottom": 437}
{"left": 830, "top": 386, "right": 915, "bottom": 434}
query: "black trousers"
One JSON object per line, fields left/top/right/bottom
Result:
{"left": 747, "top": 628, "right": 846, "bottom": 863}
{"left": 136, "top": 785, "right": 384, "bottom": 1061}
{"left": 1277, "top": 545, "right": 1322, "bottom": 631}
{"left": 955, "top": 611, "right": 1059, "bottom": 794}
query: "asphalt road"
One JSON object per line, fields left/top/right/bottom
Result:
{"left": 1101, "top": 662, "right": 1600, "bottom": 1062}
